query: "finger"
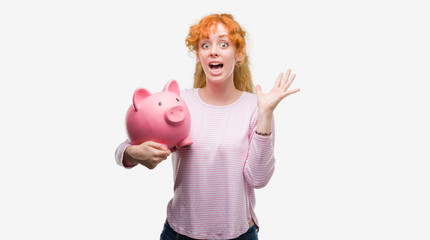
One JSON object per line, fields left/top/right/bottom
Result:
{"left": 281, "top": 69, "right": 291, "bottom": 87}
{"left": 274, "top": 73, "right": 283, "bottom": 88}
{"left": 154, "top": 148, "right": 171, "bottom": 157}
{"left": 156, "top": 151, "right": 171, "bottom": 161}
{"left": 283, "top": 88, "right": 301, "bottom": 97}
{"left": 158, "top": 155, "right": 169, "bottom": 161}
{"left": 146, "top": 141, "right": 168, "bottom": 151}
{"left": 283, "top": 73, "right": 296, "bottom": 91}
{"left": 256, "top": 84, "right": 262, "bottom": 96}
{"left": 153, "top": 156, "right": 168, "bottom": 163}
{"left": 277, "top": 88, "right": 300, "bottom": 100}
{"left": 146, "top": 161, "right": 158, "bottom": 170}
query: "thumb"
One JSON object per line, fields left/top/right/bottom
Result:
{"left": 256, "top": 85, "right": 262, "bottom": 96}
{"left": 146, "top": 141, "right": 168, "bottom": 151}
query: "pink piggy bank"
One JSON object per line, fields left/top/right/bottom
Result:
{"left": 125, "top": 80, "right": 192, "bottom": 150}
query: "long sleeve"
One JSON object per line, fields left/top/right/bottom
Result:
{"left": 244, "top": 110, "right": 276, "bottom": 189}
{"left": 114, "top": 139, "right": 132, "bottom": 168}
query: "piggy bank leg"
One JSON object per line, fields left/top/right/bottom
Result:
{"left": 177, "top": 136, "right": 193, "bottom": 148}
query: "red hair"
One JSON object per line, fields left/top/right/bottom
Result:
{"left": 185, "top": 14, "right": 253, "bottom": 93}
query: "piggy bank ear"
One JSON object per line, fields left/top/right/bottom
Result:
{"left": 132, "top": 88, "right": 151, "bottom": 111}
{"left": 163, "top": 80, "right": 180, "bottom": 95}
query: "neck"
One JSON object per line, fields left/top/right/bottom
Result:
{"left": 199, "top": 80, "right": 242, "bottom": 106}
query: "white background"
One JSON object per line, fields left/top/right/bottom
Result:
{"left": 1, "top": 0, "right": 429, "bottom": 239}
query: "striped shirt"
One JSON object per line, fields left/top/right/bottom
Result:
{"left": 115, "top": 88, "right": 275, "bottom": 239}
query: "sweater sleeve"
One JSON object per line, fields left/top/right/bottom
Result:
{"left": 243, "top": 109, "right": 276, "bottom": 189}
{"left": 114, "top": 139, "right": 135, "bottom": 169}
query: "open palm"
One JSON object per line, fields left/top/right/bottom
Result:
{"left": 256, "top": 69, "right": 300, "bottom": 114}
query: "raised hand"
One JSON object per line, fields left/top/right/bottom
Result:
{"left": 256, "top": 69, "right": 300, "bottom": 115}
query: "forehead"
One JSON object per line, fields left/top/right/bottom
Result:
{"left": 200, "top": 23, "right": 230, "bottom": 40}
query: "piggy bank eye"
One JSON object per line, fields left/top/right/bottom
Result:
{"left": 176, "top": 98, "right": 180, "bottom": 102}
{"left": 158, "top": 101, "right": 162, "bottom": 106}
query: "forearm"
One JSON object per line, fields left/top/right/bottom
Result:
{"left": 256, "top": 110, "right": 273, "bottom": 135}
{"left": 244, "top": 113, "right": 276, "bottom": 188}
{"left": 123, "top": 146, "right": 139, "bottom": 168}
{"left": 244, "top": 133, "right": 276, "bottom": 188}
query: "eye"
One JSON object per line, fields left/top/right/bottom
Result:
{"left": 220, "top": 42, "right": 228, "bottom": 48}
{"left": 202, "top": 43, "right": 210, "bottom": 49}
{"left": 176, "top": 98, "right": 180, "bottom": 102}
{"left": 158, "top": 102, "right": 162, "bottom": 106}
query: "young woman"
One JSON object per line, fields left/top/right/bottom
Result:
{"left": 115, "top": 13, "right": 300, "bottom": 240}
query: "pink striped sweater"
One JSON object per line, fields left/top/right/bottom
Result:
{"left": 115, "top": 88, "right": 275, "bottom": 239}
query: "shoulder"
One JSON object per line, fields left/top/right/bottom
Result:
{"left": 180, "top": 88, "right": 196, "bottom": 102}
{"left": 241, "top": 91, "right": 257, "bottom": 102}
{"left": 237, "top": 91, "right": 257, "bottom": 110}
{"left": 180, "top": 88, "right": 195, "bottom": 96}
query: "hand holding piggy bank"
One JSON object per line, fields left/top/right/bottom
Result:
{"left": 126, "top": 80, "right": 192, "bottom": 150}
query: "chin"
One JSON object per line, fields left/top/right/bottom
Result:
{"left": 205, "top": 74, "right": 231, "bottom": 84}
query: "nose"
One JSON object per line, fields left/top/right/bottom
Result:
{"left": 210, "top": 46, "right": 219, "bottom": 57}
{"left": 164, "top": 106, "right": 185, "bottom": 126}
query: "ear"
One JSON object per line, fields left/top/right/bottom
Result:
{"left": 163, "top": 80, "right": 180, "bottom": 95}
{"left": 236, "top": 53, "right": 243, "bottom": 62}
{"left": 196, "top": 52, "right": 200, "bottom": 63}
{"left": 132, "top": 88, "right": 151, "bottom": 111}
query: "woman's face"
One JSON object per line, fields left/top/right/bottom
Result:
{"left": 196, "top": 23, "right": 239, "bottom": 86}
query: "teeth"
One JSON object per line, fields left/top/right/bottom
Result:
{"left": 209, "top": 62, "right": 223, "bottom": 69}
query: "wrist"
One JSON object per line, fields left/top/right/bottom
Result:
{"left": 255, "top": 130, "right": 271, "bottom": 136}
{"left": 123, "top": 146, "right": 138, "bottom": 167}
{"left": 257, "top": 109, "right": 273, "bottom": 125}
{"left": 258, "top": 108, "right": 273, "bottom": 119}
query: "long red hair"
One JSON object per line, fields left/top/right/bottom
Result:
{"left": 185, "top": 14, "right": 254, "bottom": 93}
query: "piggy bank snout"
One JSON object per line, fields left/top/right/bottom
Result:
{"left": 164, "top": 105, "right": 186, "bottom": 125}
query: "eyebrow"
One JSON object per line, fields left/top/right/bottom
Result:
{"left": 200, "top": 34, "right": 231, "bottom": 41}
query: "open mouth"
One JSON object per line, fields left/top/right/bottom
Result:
{"left": 209, "top": 62, "right": 223, "bottom": 70}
